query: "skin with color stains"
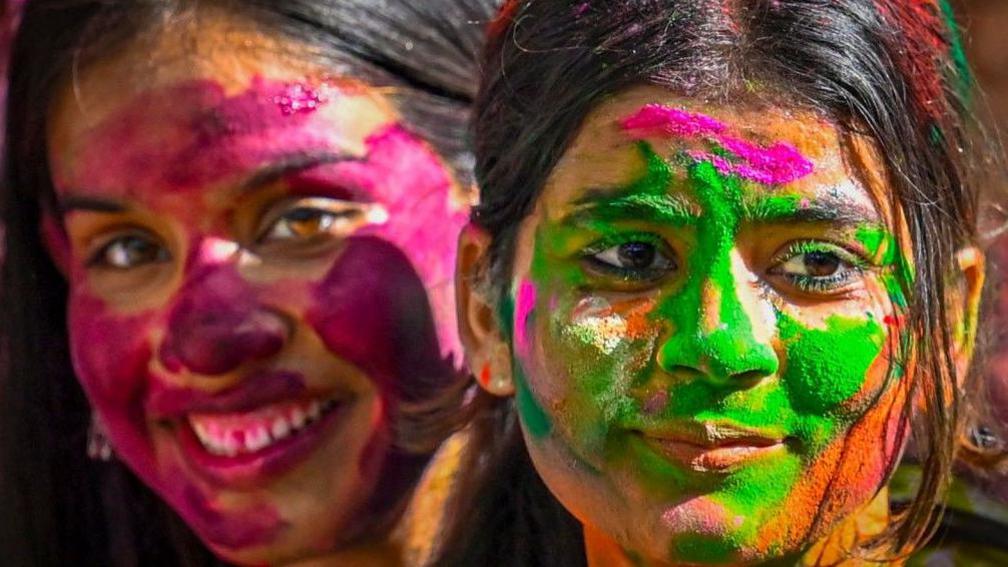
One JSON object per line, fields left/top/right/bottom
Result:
{"left": 505, "top": 86, "right": 913, "bottom": 566}
{"left": 44, "top": 10, "right": 467, "bottom": 567}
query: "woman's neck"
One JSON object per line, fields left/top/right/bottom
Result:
{"left": 584, "top": 488, "right": 892, "bottom": 567}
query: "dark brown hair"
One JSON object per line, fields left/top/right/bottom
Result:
{"left": 439, "top": 0, "right": 1001, "bottom": 564}
{"left": 0, "top": 0, "right": 495, "bottom": 564}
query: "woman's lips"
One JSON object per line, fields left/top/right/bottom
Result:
{"left": 188, "top": 397, "right": 340, "bottom": 457}
{"left": 176, "top": 396, "right": 351, "bottom": 489}
{"left": 637, "top": 422, "right": 786, "bottom": 471}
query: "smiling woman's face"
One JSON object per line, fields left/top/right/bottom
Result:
{"left": 44, "top": 10, "right": 468, "bottom": 566}
{"left": 501, "top": 86, "right": 914, "bottom": 565}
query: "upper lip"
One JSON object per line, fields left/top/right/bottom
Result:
{"left": 145, "top": 370, "right": 341, "bottom": 419}
{"left": 636, "top": 421, "right": 785, "bottom": 449}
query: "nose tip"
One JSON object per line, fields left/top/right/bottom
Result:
{"left": 657, "top": 327, "right": 778, "bottom": 388}
{"left": 158, "top": 266, "right": 290, "bottom": 376}
{"left": 160, "top": 309, "right": 289, "bottom": 375}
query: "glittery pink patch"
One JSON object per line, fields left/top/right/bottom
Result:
{"left": 513, "top": 280, "right": 538, "bottom": 356}
{"left": 621, "top": 104, "right": 814, "bottom": 186}
{"left": 272, "top": 82, "right": 328, "bottom": 116}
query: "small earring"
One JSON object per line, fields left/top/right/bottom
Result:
{"left": 87, "top": 413, "right": 114, "bottom": 462}
{"left": 476, "top": 347, "right": 515, "bottom": 396}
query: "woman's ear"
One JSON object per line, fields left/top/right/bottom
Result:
{"left": 456, "top": 223, "right": 515, "bottom": 397}
{"left": 952, "top": 246, "right": 985, "bottom": 385}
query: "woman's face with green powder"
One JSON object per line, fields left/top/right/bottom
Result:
{"left": 463, "top": 86, "right": 923, "bottom": 565}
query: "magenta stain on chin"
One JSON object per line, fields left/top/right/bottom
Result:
{"left": 513, "top": 281, "right": 538, "bottom": 356}
{"left": 179, "top": 485, "right": 283, "bottom": 550}
{"left": 620, "top": 104, "right": 814, "bottom": 185}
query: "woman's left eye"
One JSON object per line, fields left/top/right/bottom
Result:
{"left": 258, "top": 198, "right": 385, "bottom": 244}
{"left": 770, "top": 243, "right": 865, "bottom": 293}
{"left": 264, "top": 208, "right": 344, "bottom": 241}
{"left": 586, "top": 239, "right": 678, "bottom": 283}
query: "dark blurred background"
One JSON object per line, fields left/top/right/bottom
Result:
{"left": 962, "top": 0, "right": 1008, "bottom": 153}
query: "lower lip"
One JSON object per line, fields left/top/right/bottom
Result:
{"left": 641, "top": 435, "right": 786, "bottom": 471}
{"left": 176, "top": 401, "right": 349, "bottom": 489}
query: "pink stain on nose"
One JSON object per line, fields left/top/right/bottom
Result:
{"left": 620, "top": 104, "right": 814, "bottom": 186}
{"left": 159, "top": 266, "right": 288, "bottom": 376}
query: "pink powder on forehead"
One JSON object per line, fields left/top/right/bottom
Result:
{"left": 620, "top": 104, "right": 815, "bottom": 186}
{"left": 273, "top": 82, "right": 329, "bottom": 116}
{"left": 62, "top": 77, "right": 342, "bottom": 196}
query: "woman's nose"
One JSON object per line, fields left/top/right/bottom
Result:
{"left": 656, "top": 259, "right": 778, "bottom": 387}
{"left": 158, "top": 243, "right": 290, "bottom": 376}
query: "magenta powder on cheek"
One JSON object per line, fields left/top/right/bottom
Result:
{"left": 513, "top": 280, "right": 538, "bottom": 357}
{"left": 621, "top": 104, "right": 814, "bottom": 185}
{"left": 294, "top": 125, "right": 469, "bottom": 365}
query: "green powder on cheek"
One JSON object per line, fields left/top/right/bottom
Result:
{"left": 654, "top": 155, "right": 778, "bottom": 379}
{"left": 779, "top": 313, "right": 886, "bottom": 414}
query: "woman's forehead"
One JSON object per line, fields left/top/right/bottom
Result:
{"left": 540, "top": 85, "right": 891, "bottom": 224}
{"left": 45, "top": 10, "right": 399, "bottom": 204}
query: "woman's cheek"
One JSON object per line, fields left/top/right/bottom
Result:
{"left": 68, "top": 290, "right": 162, "bottom": 480}
{"left": 305, "top": 235, "right": 445, "bottom": 407}
{"left": 539, "top": 292, "right": 661, "bottom": 455}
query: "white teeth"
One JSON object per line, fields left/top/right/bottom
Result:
{"left": 246, "top": 427, "right": 271, "bottom": 453}
{"left": 291, "top": 408, "right": 307, "bottom": 429}
{"left": 271, "top": 417, "right": 291, "bottom": 440}
{"left": 222, "top": 435, "right": 240, "bottom": 458}
{"left": 188, "top": 397, "right": 340, "bottom": 458}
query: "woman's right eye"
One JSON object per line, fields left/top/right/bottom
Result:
{"left": 89, "top": 234, "right": 169, "bottom": 270}
{"left": 585, "top": 239, "right": 678, "bottom": 282}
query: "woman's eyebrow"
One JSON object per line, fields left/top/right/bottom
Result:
{"left": 239, "top": 151, "right": 363, "bottom": 193}
{"left": 745, "top": 193, "right": 882, "bottom": 226}
{"left": 59, "top": 196, "right": 127, "bottom": 214}
{"left": 563, "top": 190, "right": 700, "bottom": 226}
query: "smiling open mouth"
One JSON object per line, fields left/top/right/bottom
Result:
{"left": 188, "top": 397, "right": 342, "bottom": 457}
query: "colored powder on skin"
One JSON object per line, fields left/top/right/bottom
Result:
{"left": 778, "top": 314, "right": 886, "bottom": 414}
{"left": 509, "top": 279, "right": 555, "bottom": 439}
{"left": 514, "top": 280, "right": 538, "bottom": 357}
{"left": 564, "top": 298, "right": 657, "bottom": 355}
{"left": 856, "top": 225, "right": 912, "bottom": 311}
{"left": 272, "top": 82, "right": 328, "bottom": 116}
{"left": 621, "top": 105, "right": 814, "bottom": 186}
{"left": 515, "top": 365, "right": 553, "bottom": 439}
{"left": 654, "top": 155, "right": 779, "bottom": 382}
{"left": 479, "top": 363, "right": 491, "bottom": 387}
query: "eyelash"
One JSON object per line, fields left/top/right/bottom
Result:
{"left": 770, "top": 241, "right": 867, "bottom": 293}
{"left": 581, "top": 233, "right": 677, "bottom": 282}
{"left": 86, "top": 230, "right": 168, "bottom": 270}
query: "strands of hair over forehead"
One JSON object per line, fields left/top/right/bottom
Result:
{"left": 437, "top": 0, "right": 1003, "bottom": 564}
{"left": 0, "top": 0, "right": 497, "bottom": 564}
